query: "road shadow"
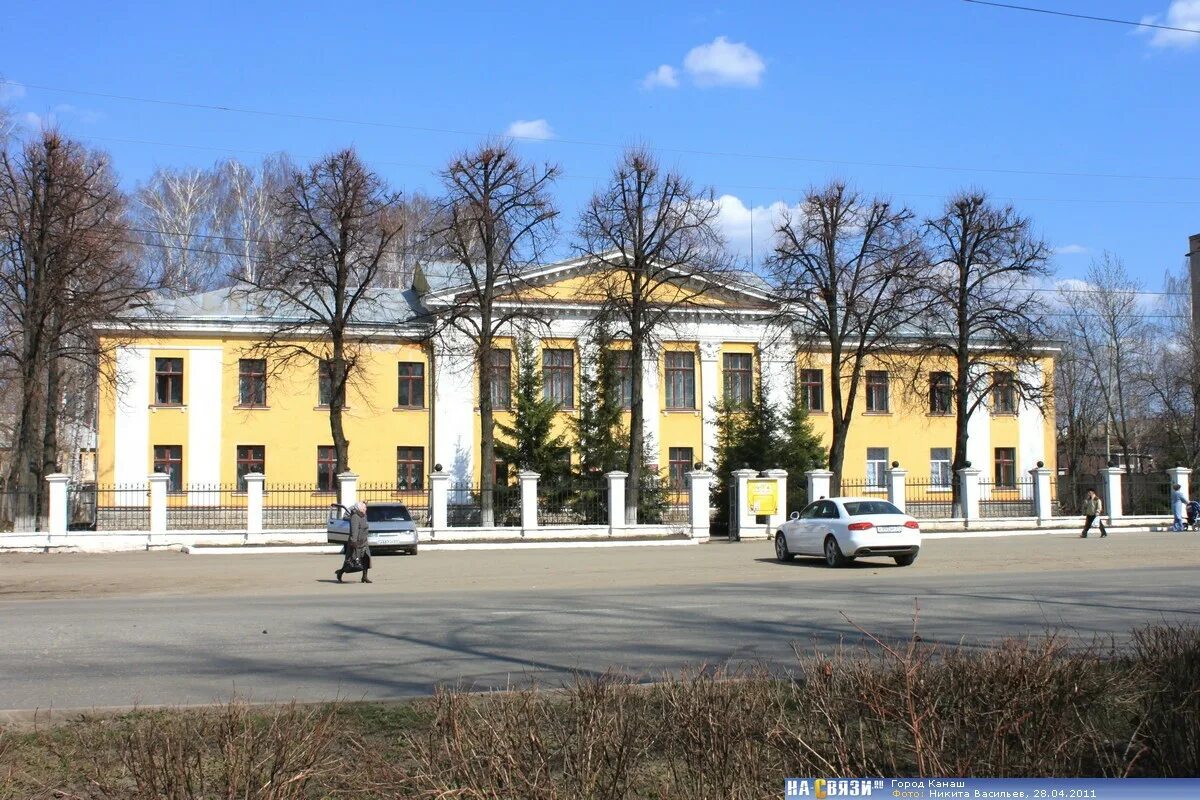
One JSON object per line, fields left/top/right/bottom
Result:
{"left": 752, "top": 557, "right": 900, "bottom": 570}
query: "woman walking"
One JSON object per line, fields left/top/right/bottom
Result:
{"left": 1080, "top": 489, "right": 1107, "bottom": 538}
{"left": 336, "top": 501, "right": 373, "bottom": 584}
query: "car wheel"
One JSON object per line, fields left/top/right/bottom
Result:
{"left": 407, "top": 545, "right": 419, "bottom": 556}
{"left": 893, "top": 552, "right": 917, "bottom": 567}
{"left": 774, "top": 532, "right": 794, "bottom": 562}
{"left": 824, "top": 535, "right": 850, "bottom": 568}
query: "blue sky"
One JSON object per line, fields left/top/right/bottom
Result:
{"left": 2, "top": 0, "right": 1198, "bottom": 288}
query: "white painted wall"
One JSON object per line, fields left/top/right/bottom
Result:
{"left": 186, "top": 348, "right": 224, "bottom": 492}
{"left": 433, "top": 333, "right": 477, "bottom": 483}
{"left": 1018, "top": 363, "right": 1046, "bottom": 474}
{"left": 113, "top": 346, "right": 149, "bottom": 488}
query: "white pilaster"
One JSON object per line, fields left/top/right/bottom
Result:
{"left": 806, "top": 469, "right": 833, "bottom": 503}
{"left": 519, "top": 470, "right": 540, "bottom": 532}
{"left": 698, "top": 341, "right": 721, "bottom": 467}
{"left": 337, "top": 471, "right": 358, "bottom": 508}
{"left": 148, "top": 473, "right": 169, "bottom": 537}
{"left": 641, "top": 350, "right": 661, "bottom": 468}
{"left": 114, "top": 346, "right": 149, "bottom": 485}
{"left": 45, "top": 473, "right": 69, "bottom": 536}
{"left": 186, "top": 348, "right": 223, "bottom": 486}
{"left": 429, "top": 471, "right": 449, "bottom": 530}
{"left": 886, "top": 466, "right": 908, "bottom": 514}
{"left": 1018, "top": 362, "right": 1046, "bottom": 473}
{"left": 432, "top": 333, "right": 477, "bottom": 483}
{"left": 606, "top": 470, "right": 627, "bottom": 535}
{"left": 763, "top": 468, "right": 788, "bottom": 531}
{"left": 760, "top": 340, "right": 795, "bottom": 413}
{"left": 1167, "top": 467, "right": 1192, "bottom": 503}
{"left": 686, "top": 469, "right": 712, "bottom": 541}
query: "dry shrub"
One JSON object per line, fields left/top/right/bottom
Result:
{"left": 78, "top": 699, "right": 345, "bottom": 800}
{"left": 1129, "top": 623, "right": 1200, "bottom": 776}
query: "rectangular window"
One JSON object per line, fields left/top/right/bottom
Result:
{"left": 992, "top": 371, "right": 1017, "bottom": 414}
{"left": 800, "top": 368, "right": 824, "bottom": 412}
{"left": 153, "top": 445, "right": 182, "bottom": 492}
{"left": 929, "top": 371, "right": 952, "bottom": 415}
{"left": 490, "top": 348, "right": 512, "bottom": 410}
{"left": 668, "top": 447, "right": 694, "bottom": 489}
{"left": 613, "top": 351, "right": 634, "bottom": 409}
{"left": 723, "top": 353, "right": 753, "bottom": 405}
{"left": 866, "top": 371, "right": 889, "bottom": 412}
{"left": 317, "top": 446, "right": 337, "bottom": 492}
{"left": 317, "top": 360, "right": 344, "bottom": 407}
{"left": 665, "top": 351, "right": 696, "bottom": 409}
{"left": 994, "top": 447, "right": 1017, "bottom": 487}
{"left": 238, "top": 359, "right": 266, "bottom": 406}
{"left": 396, "top": 446, "right": 424, "bottom": 490}
{"left": 930, "top": 447, "right": 952, "bottom": 488}
{"left": 866, "top": 447, "right": 889, "bottom": 489}
{"left": 396, "top": 362, "right": 425, "bottom": 408}
{"left": 154, "top": 357, "right": 183, "bottom": 405}
{"left": 236, "top": 445, "right": 265, "bottom": 491}
{"left": 543, "top": 348, "right": 574, "bottom": 407}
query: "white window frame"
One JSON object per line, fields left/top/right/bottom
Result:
{"left": 866, "top": 447, "right": 889, "bottom": 490}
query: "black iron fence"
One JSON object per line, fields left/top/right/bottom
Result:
{"left": 1056, "top": 474, "right": 1102, "bottom": 516}
{"left": 0, "top": 488, "right": 44, "bottom": 532}
{"left": 447, "top": 482, "right": 522, "bottom": 527}
{"left": 978, "top": 478, "right": 1035, "bottom": 518}
{"left": 262, "top": 485, "right": 339, "bottom": 529}
{"left": 1124, "top": 472, "right": 1173, "bottom": 516}
{"left": 357, "top": 483, "right": 430, "bottom": 526}
{"left": 905, "top": 478, "right": 956, "bottom": 519}
{"left": 836, "top": 478, "right": 888, "bottom": 498}
{"left": 84, "top": 484, "right": 151, "bottom": 531}
{"left": 165, "top": 484, "right": 246, "bottom": 530}
{"left": 537, "top": 480, "right": 608, "bottom": 526}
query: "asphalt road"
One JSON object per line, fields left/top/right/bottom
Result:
{"left": 2, "top": 535, "right": 1198, "bottom": 711}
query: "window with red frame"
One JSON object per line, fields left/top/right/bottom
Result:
{"left": 153, "top": 445, "right": 182, "bottom": 491}
{"left": 396, "top": 446, "right": 424, "bottom": 490}
{"left": 317, "top": 446, "right": 337, "bottom": 492}
{"left": 236, "top": 446, "right": 264, "bottom": 491}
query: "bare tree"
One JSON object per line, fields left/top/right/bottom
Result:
{"left": 238, "top": 148, "right": 404, "bottom": 484}
{"left": 0, "top": 131, "right": 147, "bottom": 525}
{"left": 767, "top": 181, "right": 925, "bottom": 493}
{"left": 137, "top": 166, "right": 221, "bottom": 293}
{"left": 575, "top": 148, "right": 728, "bottom": 522}
{"left": 1057, "top": 255, "right": 1149, "bottom": 473}
{"left": 1140, "top": 269, "right": 1200, "bottom": 470}
{"left": 1052, "top": 321, "right": 1105, "bottom": 476}
{"left": 921, "top": 191, "right": 1052, "bottom": 508}
{"left": 429, "top": 142, "right": 559, "bottom": 525}
{"left": 214, "top": 155, "right": 291, "bottom": 283}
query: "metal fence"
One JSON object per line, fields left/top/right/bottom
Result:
{"left": 837, "top": 478, "right": 889, "bottom": 498}
{"left": 905, "top": 478, "right": 956, "bottom": 519}
{"left": 447, "top": 482, "right": 522, "bottom": 527}
{"left": 537, "top": 480, "right": 608, "bottom": 526}
{"left": 1056, "top": 473, "right": 1101, "bottom": 516}
{"left": 357, "top": 483, "right": 431, "bottom": 526}
{"left": 635, "top": 477, "right": 689, "bottom": 525}
{"left": 165, "top": 484, "right": 246, "bottom": 530}
{"left": 978, "top": 478, "right": 1035, "bottom": 518}
{"left": 263, "top": 485, "right": 339, "bottom": 529}
{"left": 1124, "top": 472, "right": 1173, "bottom": 516}
{"left": 86, "top": 484, "right": 151, "bottom": 531}
{"left": 0, "top": 489, "right": 44, "bottom": 532}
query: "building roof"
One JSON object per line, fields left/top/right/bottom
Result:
{"left": 126, "top": 285, "right": 428, "bottom": 328}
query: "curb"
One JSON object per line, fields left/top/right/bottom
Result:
{"left": 183, "top": 539, "right": 699, "bottom": 555}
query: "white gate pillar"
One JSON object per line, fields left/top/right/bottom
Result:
{"left": 763, "top": 468, "right": 788, "bottom": 532}
{"left": 805, "top": 469, "right": 833, "bottom": 503}
{"left": 687, "top": 469, "right": 712, "bottom": 541}
{"left": 519, "top": 470, "right": 540, "bottom": 533}
{"left": 148, "top": 473, "right": 170, "bottom": 538}
{"left": 1167, "top": 466, "right": 1192, "bottom": 503}
{"left": 730, "top": 468, "right": 758, "bottom": 541}
{"left": 886, "top": 465, "right": 907, "bottom": 514}
{"left": 243, "top": 473, "right": 264, "bottom": 536}
{"left": 1102, "top": 467, "right": 1124, "bottom": 521}
{"left": 606, "top": 471, "right": 628, "bottom": 535}
{"left": 45, "top": 473, "right": 70, "bottom": 537}
{"left": 1030, "top": 463, "right": 1052, "bottom": 522}
{"left": 429, "top": 470, "right": 449, "bottom": 531}
{"left": 957, "top": 466, "right": 981, "bottom": 523}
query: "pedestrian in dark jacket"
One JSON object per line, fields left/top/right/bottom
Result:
{"left": 336, "top": 501, "right": 372, "bottom": 584}
{"left": 1079, "top": 489, "right": 1107, "bottom": 538}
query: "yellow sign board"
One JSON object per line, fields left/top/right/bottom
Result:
{"left": 747, "top": 479, "right": 778, "bottom": 515}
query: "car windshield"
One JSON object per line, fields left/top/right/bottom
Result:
{"left": 843, "top": 500, "right": 902, "bottom": 516}
{"left": 366, "top": 505, "right": 411, "bottom": 522}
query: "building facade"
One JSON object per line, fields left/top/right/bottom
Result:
{"left": 96, "top": 257, "right": 1056, "bottom": 495}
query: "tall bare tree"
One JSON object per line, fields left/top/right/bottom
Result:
{"left": 0, "top": 131, "right": 147, "bottom": 525}
{"left": 576, "top": 148, "right": 728, "bottom": 522}
{"left": 767, "top": 181, "right": 925, "bottom": 493}
{"left": 922, "top": 192, "right": 1052, "bottom": 506}
{"left": 1057, "top": 255, "right": 1148, "bottom": 473}
{"left": 1141, "top": 269, "right": 1200, "bottom": 470}
{"left": 137, "top": 166, "right": 222, "bottom": 293}
{"left": 429, "top": 142, "right": 559, "bottom": 525}
{"left": 239, "top": 149, "right": 404, "bottom": 482}
{"left": 214, "top": 155, "right": 291, "bottom": 283}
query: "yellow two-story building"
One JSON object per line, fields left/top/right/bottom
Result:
{"left": 96, "top": 257, "right": 1055, "bottom": 499}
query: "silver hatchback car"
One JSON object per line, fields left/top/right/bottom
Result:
{"left": 326, "top": 503, "right": 419, "bottom": 555}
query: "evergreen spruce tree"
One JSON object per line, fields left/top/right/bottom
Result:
{"left": 778, "top": 377, "right": 826, "bottom": 510}
{"left": 572, "top": 326, "right": 629, "bottom": 522}
{"left": 495, "top": 336, "right": 571, "bottom": 497}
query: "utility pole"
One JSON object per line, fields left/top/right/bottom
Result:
{"left": 1189, "top": 233, "right": 1200, "bottom": 335}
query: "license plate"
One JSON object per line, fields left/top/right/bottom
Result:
{"left": 877, "top": 526, "right": 901, "bottom": 534}
{"left": 374, "top": 535, "right": 404, "bottom": 544}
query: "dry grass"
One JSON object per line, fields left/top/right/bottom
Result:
{"left": 2, "top": 622, "right": 1197, "bottom": 799}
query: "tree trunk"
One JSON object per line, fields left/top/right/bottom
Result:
{"left": 40, "top": 354, "right": 63, "bottom": 523}
{"left": 626, "top": 334, "right": 644, "bottom": 524}
{"left": 952, "top": 356, "right": 971, "bottom": 517}
{"left": 329, "top": 338, "right": 350, "bottom": 503}
{"left": 6, "top": 346, "right": 46, "bottom": 530}
{"left": 478, "top": 328, "right": 496, "bottom": 528}
{"left": 826, "top": 420, "right": 847, "bottom": 497}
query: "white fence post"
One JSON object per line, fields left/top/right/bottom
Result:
{"left": 805, "top": 469, "right": 833, "bottom": 503}
{"left": 1030, "top": 463, "right": 1052, "bottom": 523}
{"left": 886, "top": 464, "right": 907, "bottom": 514}
{"left": 763, "top": 468, "right": 788, "bottom": 533}
{"left": 686, "top": 469, "right": 712, "bottom": 541}
{"left": 730, "top": 468, "right": 758, "bottom": 541}
{"left": 243, "top": 473, "right": 264, "bottom": 536}
{"left": 148, "top": 473, "right": 169, "bottom": 539}
{"left": 519, "top": 470, "right": 540, "bottom": 533}
{"left": 45, "top": 473, "right": 69, "bottom": 537}
{"left": 957, "top": 465, "right": 981, "bottom": 523}
{"left": 1167, "top": 466, "right": 1192, "bottom": 503}
{"left": 606, "top": 471, "right": 627, "bottom": 536}
{"left": 1103, "top": 467, "right": 1124, "bottom": 521}
{"left": 337, "top": 471, "right": 358, "bottom": 508}
{"left": 429, "top": 470, "right": 449, "bottom": 531}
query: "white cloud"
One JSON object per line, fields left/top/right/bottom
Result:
{"left": 1054, "top": 244, "right": 1090, "bottom": 255}
{"left": 53, "top": 103, "right": 103, "bottom": 124}
{"left": 505, "top": 118, "right": 555, "bottom": 140}
{"left": 1140, "top": 1, "right": 1200, "bottom": 49}
{"left": 641, "top": 64, "right": 679, "bottom": 89}
{"left": 0, "top": 80, "right": 26, "bottom": 102}
{"left": 715, "top": 194, "right": 802, "bottom": 261}
{"left": 19, "top": 111, "right": 45, "bottom": 129}
{"left": 682, "top": 36, "right": 766, "bottom": 87}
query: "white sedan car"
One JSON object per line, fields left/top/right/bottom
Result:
{"left": 774, "top": 497, "right": 921, "bottom": 567}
